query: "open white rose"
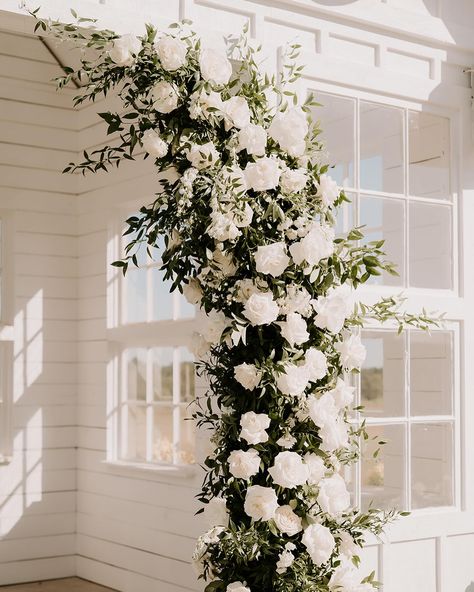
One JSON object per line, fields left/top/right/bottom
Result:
{"left": 151, "top": 80, "right": 179, "bottom": 113}
{"left": 304, "top": 348, "right": 328, "bottom": 382}
{"left": 335, "top": 333, "right": 367, "bottom": 370}
{"left": 109, "top": 34, "right": 141, "bottom": 66}
{"left": 141, "top": 129, "right": 168, "bottom": 158}
{"left": 204, "top": 497, "right": 229, "bottom": 527}
{"left": 302, "top": 523, "right": 336, "bottom": 566}
{"left": 207, "top": 210, "right": 241, "bottom": 242}
{"left": 183, "top": 278, "right": 202, "bottom": 305}
{"left": 189, "top": 89, "right": 224, "bottom": 120}
{"left": 234, "top": 363, "right": 262, "bottom": 391}
{"left": 201, "top": 309, "right": 228, "bottom": 344}
{"left": 304, "top": 452, "right": 326, "bottom": 485}
{"left": 228, "top": 448, "right": 261, "bottom": 480}
{"left": 276, "top": 433, "right": 297, "bottom": 449}
{"left": 223, "top": 96, "right": 251, "bottom": 129}
{"left": 274, "top": 505, "right": 302, "bottom": 536}
{"left": 289, "top": 223, "right": 334, "bottom": 267}
{"left": 330, "top": 377, "right": 355, "bottom": 410}
{"left": 329, "top": 560, "right": 371, "bottom": 592}
{"left": 243, "top": 291, "right": 279, "bottom": 326}
{"left": 276, "top": 545, "right": 296, "bottom": 574}
{"left": 318, "top": 473, "right": 351, "bottom": 517}
{"left": 155, "top": 35, "right": 187, "bottom": 71}
{"left": 199, "top": 48, "right": 232, "bottom": 85}
{"left": 279, "top": 284, "right": 312, "bottom": 316}
{"left": 233, "top": 203, "right": 254, "bottom": 228}
{"left": 268, "top": 108, "right": 308, "bottom": 157}
{"left": 268, "top": 451, "right": 309, "bottom": 489}
{"left": 319, "top": 418, "right": 349, "bottom": 452}
{"left": 307, "top": 392, "right": 338, "bottom": 429}
{"left": 279, "top": 313, "right": 309, "bottom": 348}
{"left": 254, "top": 242, "right": 290, "bottom": 277}
{"left": 338, "top": 531, "right": 359, "bottom": 558}
{"left": 317, "top": 173, "right": 339, "bottom": 207}
{"left": 276, "top": 363, "right": 310, "bottom": 397}
{"left": 237, "top": 124, "right": 267, "bottom": 156}
{"left": 187, "top": 141, "right": 220, "bottom": 170}
{"left": 312, "top": 284, "right": 352, "bottom": 333}
{"left": 244, "top": 157, "right": 281, "bottom": 191}
{"left": 244, "top": 485, "right": 278, "bottom": 521}
{"left": 240, "top": 411, "right": 270, "bottom": 445}
{"left": 227, "top": 582, "right": 251, "bottom": 592}
{"left": 280, "top": 168, "right": 308, "bottom": 194}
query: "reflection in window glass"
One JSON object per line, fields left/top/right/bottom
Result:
{"left": 179, "top": 406, "right": 196, "bottom": 464}
{"left": 360, "top": 195, "right": 404, "bottom": 285}
{"left": 153, "top": 406, "right": 174, "bottom": 463}
{"left": 409, "top": 202, "right": 452, "bottom": 289}
{"left": 152, "top": 347, "right": 173, "bottom": 401}
{"left": 179, "top": 347, "right": 195, "bottom": 403}
{"left": 361, "top": 331, "right": 405, "bottom": 417}
{"left": 314, "top": 92, "right": 355, "bottom": 187}
{"left": 409, "top": 111, "right": 450, "bottom": 200}
{"left": 361, "top": 424, "right": 406, "bottom": 511}
{"left": 410, "top": 331, "right": 452, "bottom": 416}
{"left": 360, "top": 102, "right": 404, "bottom": 194}
{"left": 411, "top": 422, "right": 453, "bottom": 509}
{"left": 126, "top": 348, "right": 147, "bottom": 401}
{"left": 126, "top": 405, "right": 147, "bottom": 461}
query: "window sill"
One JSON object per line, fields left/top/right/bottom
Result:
{"left": 102, "top": 459, "right": 200, "bottom": 481}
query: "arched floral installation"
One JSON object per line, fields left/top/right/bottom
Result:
{"left": 32, "top": 10, "right": 440, "bottom": 592}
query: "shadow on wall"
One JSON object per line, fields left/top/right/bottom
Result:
{"left": 466, "top": 584, "right": 474, "bottom": 592}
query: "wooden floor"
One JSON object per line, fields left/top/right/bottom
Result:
{"left": 0, "top": 578, "right": 116, "bottom": 591}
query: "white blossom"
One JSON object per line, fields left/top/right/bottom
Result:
{"left": 319, "top": 418, "right": 349, "bottom": 452}
{"left": 155, "top": 35, "right": 187, "bottom": 70}
{"left": 151, "top": 80, "right": 179, "bottom": 113}
{"left": 278, "top": 284, "right": 312, "bottom": 317}
{"left": 201, "top": 309, "right": 228, "bottom": 344}
{"left": 317, "top": 474, "right": 351, "bottom": 517}
{"left": 307, "top": 392, "right": 338, "bottom": 429}
{"left": 330, "top": 377, "right": 355, "bottom": 410}
{"left": 243, "top": 292, "right": 280, "bottom": 326}
{"left": 187, "top": 141, "right": 220, "bottom": 169}
{"left": 276, "top": 545, "right": 296, "bottom": 574}
{"left": 274, "top": 505, "right": 303, "bottom": 536}
{"left": 268, "top": 451, "right": 309, "bottom": 489}
{"left": 204, "top": 497, "right": 229, "bottom": 527}
{"left": 289, "top": 223, "right": 335, "bottom": 267}
{"left": 254, "top": 242, "right": 290, "bottom": 277}
{"left": 280, "top": 168, "right": 308, "bottom": 194}
{"left": 279, "top": 313, "right": 310, "bottom": 348}
{"left": 227, "top": 582, "right": 251, "bottom": 592}
{"left": 312, "top": 284, "right": 353, "bottom": 333}
{"left": 183, "top": 278, "right": 202, "bottom": 305}
{"left": 268, "top": 108, "right": 308, "bottom": 157}
{"left": 276, "top": 363, "right": 310, "bottom": 396}
{"left": 237, "top": 124, "right": 267, "bottom": 156}
{"left": 339, "top": 532, "right": 360, "bottom": 558}
{"left": 304, "top": 452, "right": 326, "bottom": 485}
{"left": 223, "top": 96, "right": 251, "bottom": 129}
{"left": 244, "top": 157, "right": 281, "bottom": 191}
{"left": 335, "top": 333, "right": 367, "bottom": 370}
{"left": 240, "top": 411, "right": 271, "bottom": 445}
{"left": 302, "top": 523, "right": 336, "bottom": 566}
{"left": 141, "top": 129, "right": 168, "bottom": 158}
{"left": 304, "top": 348, "right": 328, "bottom": 382}
{"left": 228, "top": 449, "right": 261, "bottom": 480}
{"left": 276, "top": 433, "right": 297, "bottom": 449}
{"left": 199, "top": 48, "right": 232, "bottom": 85}
{"left": 234, "top": 363, "right": 262, "bottom": 391}
{"left": 109, "top": 34, "right": 141, "bottom": 66}
{"left": 244, "top": 485, "right": 279, "bottom": 521}
{"left": 317, "top": 173, "right": 339, "bottom": 207}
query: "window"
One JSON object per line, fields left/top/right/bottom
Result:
{"left": 107, "top": 211, "right": 197, "bottom": 470}
{"left": 314, "top": 90, "right": 460, "bottom": 512}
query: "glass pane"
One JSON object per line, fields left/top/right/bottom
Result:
{"left": 179, "top": 347, "right": 195, "bottom": 403}
{"left": 411, "top": 422, "right": 454, "bottom": 509}
{"left": 361, "top": 331, "right": 405, "bottom": 417}
{"left": 126, "top": 348, "right": 147, "bottom": 401}
{"left": 335, "top": 193, "right": 355, "bottom": 237}
{"left": 152, "top": 267, "right": 173, "bottom": 321}
{"left": 314, "top": 92, "right": 355, "bottom": 187}
{"left": 410, "top": 331, "right": 453, "bottom": 416}
{"left": 125, "top": 404, "right": 147, "bottom": 461}
{"left": 360, "top": 102, "right": 404, "bottom": 194}
{"left": 178, "top": 406, "right": 196, "bottom": 465}
{"left": 126, "top": 267, "right": 147, "bottom": 323}
{"left": 409, "top": 202, "right": 452, "bottom": 289}
{"left": 360, "top": 195, "right": 404, "bottom": 285}
{"left": 152, "top": 347, "right": 174, "bottom": 401}
{"left": 361, "top": 424, "right": 406, "bottom": 511}
{"left": 409, "top": 111, "right": 450, "bottom": 200}
{"left": 153, "top": 406, "right": 174, "bottom": 463}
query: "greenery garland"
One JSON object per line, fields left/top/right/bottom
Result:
{"left": 32, "top": 9, "right": 441, "bottom": 592}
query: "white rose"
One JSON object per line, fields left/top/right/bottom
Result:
{"left": 330, "top": 377, "right": 355, "bottom": 410}
{"left": 183, "top": 278, "right": 202, "bottom": 305}
{"left": 204, "top": 497, "right": 229, "bottom": 527}
{"left": 233, "top": 203, "right": 254, "bottom": 228}
{"left": 276, "top": 433, "right": 297, "bottom": 449}
{"left": 155, "top": 35, "right": 187, "bottom": 71}
{"left": 237, "top": 124, "right": 267, "bottom": 156}
{"left": 276, "top": 547, "right": 296, "bottom": 574}
{"left": 243, "top": 292, "right": 279, "bottom": 326}
{"left": 329, "top": 561, "right": 370, "bottom": 592}
{"left": 304, "top": 452, "right": 326, "bottom": 485}
{"left": 234, "top": 279, "right": 263, "bottom": 303}
{"left": 302, "top": 523, "right": 336, "bottom": 566}
{"left": 234, "top": 363, "right": 262, "bottom": 391}
{"left": 279, "top": 284, "right": 312, "bottom": 316}
{"left": 109, "top": 34, "right": 141, "bottom": 66}
{"left": 141, "top": 129, "right": 168, "bottom": 158}
{"left": 319, "top": 418, "right": 349, "bottom": 452}
{"left": 304, "top": 348, "right": 328, "bottom": 382}
{"left": 199, "top": 48, "right": 232, "bottom": 85}
{"left": 318, "top": 474, "right": 351, "bottom": 517}
{"left": 227, "top": 582, "right": 251, "bottom": 592}
{"left": 268, "top": 451, "right": 309, "bottom": 489}
{"left": 279, "top": 313, "right": 309, "bottom": 348}
{"left": 317, "top": 173, "right": 339, "bottom": 207}
{"left": 223, "top": 96, "right": 251, "bottom": 129}
{"left": 244, "top": 485, "right": 279, "bottom": 521}
{"left": 202, "top": 525, "right": 225, "bottom": 544}
{"left": 187, "top": 141, "right": 220, "bottom": 170}
{"left": 338, "top": 532, "right": 359, "bottom": 558}
{"left": 151, "top": 80, "right": 179, "bottom": 113}
{"left": 307, "top": 392, "right": 338, "bottom": 429}
{"left": 335, "top": 334, "right": 367, "bottom": 370}
{"left": 207, "top": 211, "right": 241, "bottom": 242}
{"left": 244, "top": 157, "right": 281, "bottom": 191}
{"left": 254, "top": 243, "right": 290, "bottom": 277}
{"left": 274, "top": 505, "right": 303, "bottom": 536}
{"left": 289, "top": 223, "right": 334, "bottom": 267}
{"left": 192, "top": 536, "right": 207, "bottom": 576}
{"left": 201, "top": 309, "right": 228, "bottom": 344}
{"left": 189, "top": 89, "right": 224, "bottom": 120}
{"left": 240, "top": 411, "right": 271, "bottom": 445}
{"left": 312, "top": 284, "right": 353, "bottom": 333}
{"left": 280, "top": 168, "right": 308, "bottom": 194}
{"left": 276, "top": 363, "right": 310, "bottom": 397}
{"left": 268, "top": 108, "right": 308, "bottom": 157}
{"left": 190, "top": 332, "right": 210, "bottom": 358}
{"left": 228, "top": 449, "right": 261, "bottom": 480}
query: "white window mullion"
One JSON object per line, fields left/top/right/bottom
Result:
{"left": 146, "top": 348, "right": 153, "bottom": 462}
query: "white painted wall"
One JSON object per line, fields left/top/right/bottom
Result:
{"left": 0, "top": 1, "right": 474, "bottom": 591}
